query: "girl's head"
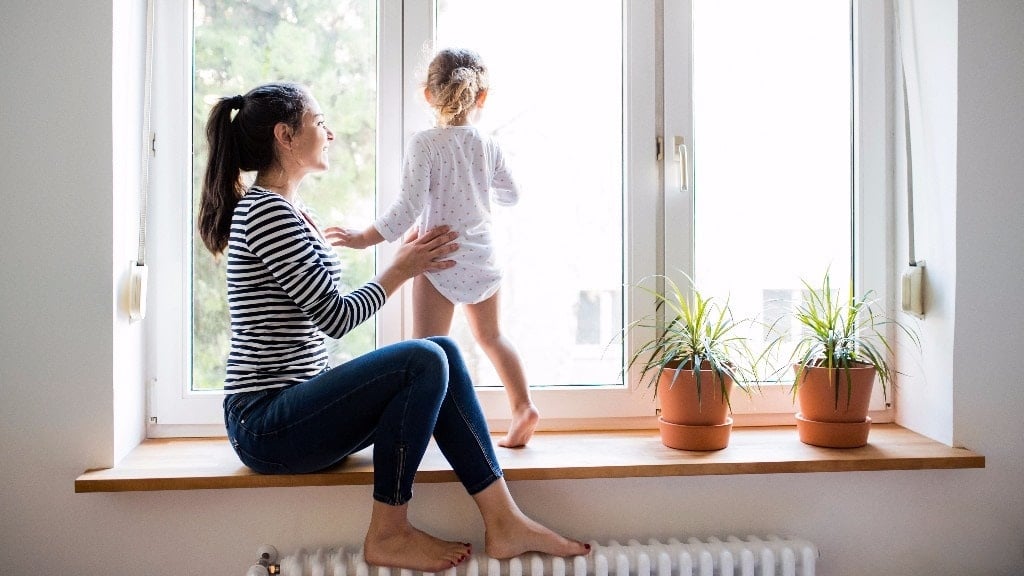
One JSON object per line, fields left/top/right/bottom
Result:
{"left": 198, "top": 82, "right": 313, "bottom": 255}
{"left": 424, "top": 48, "right": 489, "bottom": 126}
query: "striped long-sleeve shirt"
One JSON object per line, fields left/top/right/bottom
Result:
{"left": 224, "top": 187, "right": 386, "bottom": 394}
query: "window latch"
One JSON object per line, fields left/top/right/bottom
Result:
{"left": 673, "top": 136, "right": 689, "bottom": 193}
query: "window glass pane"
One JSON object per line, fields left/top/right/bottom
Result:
{"left": 435, "top": 1, "right": 624, "bottom": 387}
{"left": 692, "top": 0, "right": 852, "bottom": 374}
{"left": 191, "top": 0, "right": 377, "bottom": 391}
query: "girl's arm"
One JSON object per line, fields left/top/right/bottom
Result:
{"left": 490, "top": 140, "right": 520, "bottom": 206}
{"left": 374, "top": 135, "right": 431, "bottom": 241}
{"left": 324, "top": 225, "right": 385, "bottom": 249}
{"left": 328, "top": 134, "right": 430, "bottom": 249}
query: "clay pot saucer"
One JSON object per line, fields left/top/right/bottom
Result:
{"left": 795, "top": 413, "right": 871, "bottom": 448}
{"left": 658, "top": 417, "right": 733, "bottom": 451}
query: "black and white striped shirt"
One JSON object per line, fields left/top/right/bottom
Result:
{"left": 224, "top": 187, "right": 386, "bottom": 394}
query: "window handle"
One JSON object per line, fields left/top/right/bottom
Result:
{"left": 673, "top": 136, "right": 689, "bottom": 192}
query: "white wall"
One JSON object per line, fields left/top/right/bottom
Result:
{"left": 952, "top": 0, "right": 1024, "bottom": 540}
{"left": 891, "top": 0, "right": 959, "bottom": 444}
{"left": 0, "top": 1, "right": 1022, "bottom": 575}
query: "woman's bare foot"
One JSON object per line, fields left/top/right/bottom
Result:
{"left": 483, "top": 509, "right": 590, "bottom": 559}
{"left": 498, "top": 404, "right": 540, "bottom": 448}
{"left": 364, "top": 502, "right": 471, "bottom": 571}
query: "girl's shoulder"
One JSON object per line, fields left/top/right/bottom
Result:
{"left": 415, "top": 125, "right": 485, "bottom": 141}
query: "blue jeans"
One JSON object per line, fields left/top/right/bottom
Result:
{"left": 224, "top": 336, "right": 503, "bottom": 505}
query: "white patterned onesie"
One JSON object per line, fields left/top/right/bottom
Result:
{"left": 374, "top": 125, "right": 519, "bottom": 304}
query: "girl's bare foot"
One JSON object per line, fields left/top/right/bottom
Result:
{"left": 364, "top": 502, "right": 470, "bottom": 571}
{"left": 498, "top": 404, "right": 540, "bottom": 448}
{"left": 483, "top": 509, "right": 590, "bottom": 559}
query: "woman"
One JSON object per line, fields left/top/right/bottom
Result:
{"left": 197, "top": 82, "right": 588, "bottom": 572}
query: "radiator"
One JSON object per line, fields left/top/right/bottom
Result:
{"left": 246, "top": 536, "right": 817, "bottom": 576}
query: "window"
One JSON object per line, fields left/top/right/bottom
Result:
{"left": 147, "top": 0, "right": 889, "bottom": 436}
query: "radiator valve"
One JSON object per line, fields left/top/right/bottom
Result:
{"left": 247, "top": 545, "right": 281, "bottom": 576}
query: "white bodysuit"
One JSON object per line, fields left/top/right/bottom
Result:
{"left": 374, "top": 125, "right": 519, "bottom": 304}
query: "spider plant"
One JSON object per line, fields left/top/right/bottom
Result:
{"left": 624, "top": 275, "right": 761, "bottom": 411}
{"left": 786, "top": 271, "right": 920, "bottom": 408}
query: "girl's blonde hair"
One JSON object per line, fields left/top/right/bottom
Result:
{"left": 425, "top": 48, "right": 489, "bottom": 126}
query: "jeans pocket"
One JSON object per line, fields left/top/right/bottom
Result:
{"left": 225, "top": 390, "right": 293, "bottom": 474}
{"left": 225, "top": 389, "right": 275, "bottom": 433}
{"left": 228, "top": 433, "right": 292, "bottom": 475}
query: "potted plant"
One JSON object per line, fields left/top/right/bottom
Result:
{"left": 782, "top": 271, "right": 919, "bottom": 448}
{"left": 625, "top": 275, "right": 761, "bottom": 451}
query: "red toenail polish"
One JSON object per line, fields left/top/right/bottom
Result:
{"left": 585, "top": 543, "right": 591, "bottom": 550}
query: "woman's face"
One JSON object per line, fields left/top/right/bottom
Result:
{"left": 290, "top": 96, "right": 334, "bottom": 173}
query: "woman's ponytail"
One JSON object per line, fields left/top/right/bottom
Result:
{"left": 198, "top": 97, "right": 244, "bottom": 256}
{"left": 197, "top": 83, "right": 308, "bottom": 256}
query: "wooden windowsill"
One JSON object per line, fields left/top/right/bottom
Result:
{"left": 75, "top": 424, "right": 984, "bottom": 493}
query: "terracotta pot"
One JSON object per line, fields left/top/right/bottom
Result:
{"left": 656, "top": 365, "right": 734, "bottom": 450}
{"left": 658, "top": 365, "right": 733, "bottom": 426}
{"left": 793, "top": 363, "right": 875, "bottom": 423}
{"left": 792, "top": 363, "right": 876, "bottom": 448}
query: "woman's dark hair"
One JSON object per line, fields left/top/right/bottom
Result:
{"left": 198, "top": 82, "right": 310, "bottom": 255}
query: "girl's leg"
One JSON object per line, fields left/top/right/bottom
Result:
{"left": 424, "top": 337, "right": 588, "bottom": 559}
{"left": 412, "top": 275, "right": 456, "bottom": 338}
{"left": 464, "top": 291, "right": 539, "bottom": 447}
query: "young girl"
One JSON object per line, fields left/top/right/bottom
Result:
{"left": 333, "top": 48, "right": 538, "bottom": 447}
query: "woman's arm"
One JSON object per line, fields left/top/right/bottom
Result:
{"left": 324, "top": 223, "right": 458, "bottom": 297}
{"left": 372, "top": 226, "right": 459, "bottom": 297}
{"left": 242, "top": 195, "right": 387, "bottom": 339}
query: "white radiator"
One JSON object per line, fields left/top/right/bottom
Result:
{"left": 247, "top": 536, "right": 817, "bottom": 576}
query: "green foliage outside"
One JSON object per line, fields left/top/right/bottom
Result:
{"left": 191, "top": 0, "right": 378, "bottom": 391}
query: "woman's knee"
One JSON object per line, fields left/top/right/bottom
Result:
{"left": 424, "top": 335, "right": 458, "bottom": 354}
{"left": 425, "top": 336, "right": 471, "bottom": 367}
{"left": 424, "top": 336, "right": 474, "bottom": 390}
{"left": 396, "top": 339, "right": 449, "bottom": 393}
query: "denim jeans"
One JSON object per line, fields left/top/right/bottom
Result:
{"left": 224, "top": 336, "right": 503, "bottom": 505}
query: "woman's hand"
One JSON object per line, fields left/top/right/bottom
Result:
{"left": 374, "top": 226, "right": 459, "bottom": 297}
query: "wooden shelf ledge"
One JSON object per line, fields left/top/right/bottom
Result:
{"left": 75, "top": 424, "right": 984, "bottom": 493}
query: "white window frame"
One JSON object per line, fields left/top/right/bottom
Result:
{"left": 146, "top": 0, "right": 891, "bottom": 437}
